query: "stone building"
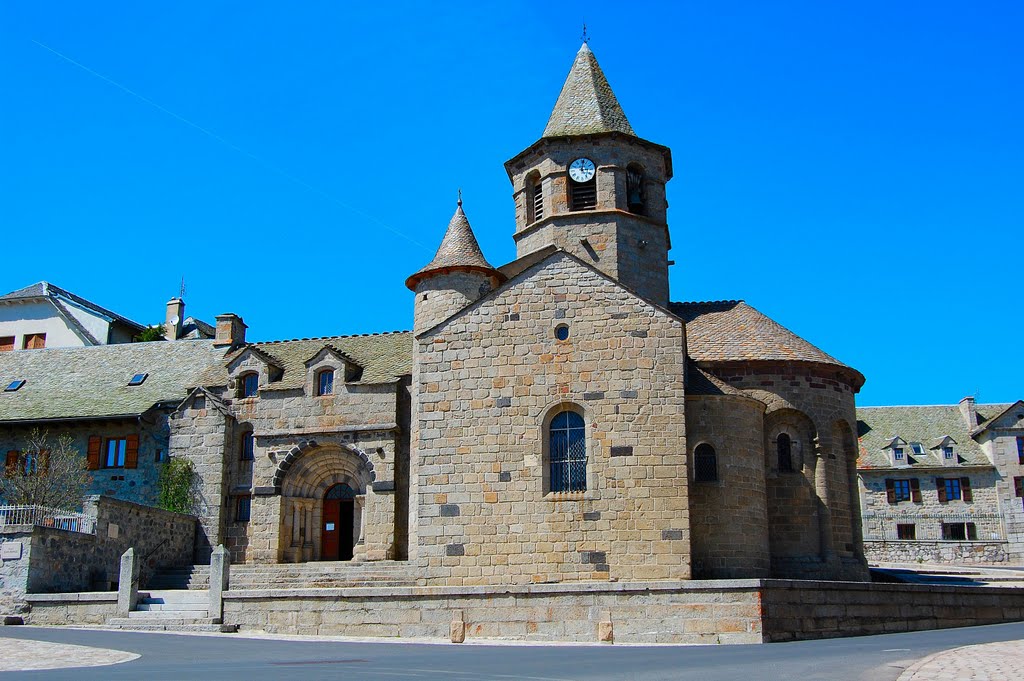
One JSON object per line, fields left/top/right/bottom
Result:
{"left": 1, "top": 43, "right": 871, "bottom": 584}
{"left": 857, "top": 398, "right": 1024, "bottom": 564}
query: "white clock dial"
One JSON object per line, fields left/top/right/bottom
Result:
{"left": 568, "top": 158, "right": 596, "bottom": 183}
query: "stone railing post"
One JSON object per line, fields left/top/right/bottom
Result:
{"left": 208, "top": 544, "right": 230, "bottom": 622}
{"left": 116, "top": 547, "right": 139, "bottom": 617}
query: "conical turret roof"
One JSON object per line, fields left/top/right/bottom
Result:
{"left": 405, "top": 200, "right": 502, "bottom": 290}
{"left": 543, "top": 43, "right": 635, "bottom": 138}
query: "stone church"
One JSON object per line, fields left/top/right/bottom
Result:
{"left": 1, "top": 43, "right": 868, "bottom": 587}
{"left": 166, "top": 43, "right": 869, "bottom": 584}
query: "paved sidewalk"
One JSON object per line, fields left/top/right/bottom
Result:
{"left": 0, "top": 636, "right": 139, "bottom": 671}
{"left": 897, "top": 639, "right": 1022, "bottom": 681}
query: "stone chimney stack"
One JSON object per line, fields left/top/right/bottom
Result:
{"left": 959, "top": 396, "right": 978, "bottom": 429}
{"left": 164, "top": 298, "right": 184, "bottom": 341}
{"left": 214, "top": 313, "right": 247, "bottom": 348}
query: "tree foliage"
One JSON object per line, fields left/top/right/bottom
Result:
{"left": 158, "top": 456, "right": 198, "bottom": 515}
{"left": 0, "top": 429, "right": 91, "bottom": 509}
{"left": 136, "top": 324, "right": 166, "bottom": 342}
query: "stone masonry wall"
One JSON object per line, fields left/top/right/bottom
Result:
{"left": 864, "top": 540, "right": 1008, "bottom": 564}
{"left": 414, "top": 271, "right": 498, "bottom": 335}
{"left": 705, "top": 362, "right": 868, "bottom": 581}
{"left": 686, "top": 394, "right": 770, "bottom": 578}
{"left": 414, "top": 253, "right": 689, "bottom": 586}
{"left": 860, "top": 469, "right": 1003, "bottom": 542}
{"left": 978, "top": 428, "right": 1024, "bottom": 562}
{"left": 0, "top": 528, "right": 31, "bottom": 615}
{"left": 0, "top": 416, "right": 172, "bottom": 508}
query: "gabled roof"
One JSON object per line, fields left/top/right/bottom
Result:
{"left": 543, "top": 43, "right": 635, "bottom": 138}
{"left": 405, "top": 202, "right": 503, "bottom": 290}
{"left": 199, "top": 331, "right": 412, "bottom": 389}
{"left": 671, "top": 300, "right": 863, "bottom": 386}
{"left": 0, "top": 281, "right": 145, "bottom": 333}
{"left": 856, "top": 404, "right": 1008, "bottom": 470}
{"left": 0, "top": 340, "right": 228, "bottom": 422}
{"left": 180, "top": 316, "right": 215, "bottom": 340}
{"left": 971, "top": 400, "right": 1024, "bottom": 436}
{"left": 226, "top": 345, "right": 284, "bottom": 371}
{"left": 304, "top": 344, "right": 361, "bottom": 368}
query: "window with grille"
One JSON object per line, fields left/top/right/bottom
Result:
{"left": 941, "top": 522, "right": 977, "bottom": 540}
{"left": 626, "top": 165, "right": 645, "bottom": 214}
{"left": 777, "top": 433, "right": 793, "bottom": 472}
{"left": 569, "top": 178, "right": 597, "bottom": 211}
{"left": 694, "top": 443, "right": 718, "bottom": 482}
{"left": 549, "top": 410, "right": 586, "bottom": 492}
{"left": 896, "top": 523, "right": 916, "bottom": 540}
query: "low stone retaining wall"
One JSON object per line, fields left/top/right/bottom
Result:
{"left": 24, "top": 579, "right": 1024, "bottom": 644}
{"left": 864, "top": 540, "right": 1008, "bottom": 565}
{"left": 24, "top": 592, "right": 118, "bottom": 626}
{"left": 761, "top": 580, "right": 1024, "bottom": 642}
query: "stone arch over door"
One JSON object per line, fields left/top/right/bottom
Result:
{"left": 276, "top": 442, "right": 377, "bottom": 563}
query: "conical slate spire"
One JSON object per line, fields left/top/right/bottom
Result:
{"left": 543, "top": 43, "right": 635, "bottom": 138}
{"left": 405, "top": 200, "right": 501, "bottom": 290}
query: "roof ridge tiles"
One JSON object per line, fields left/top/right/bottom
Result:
{"left": 256, "top": 330, "right": 411, "bottom": 346}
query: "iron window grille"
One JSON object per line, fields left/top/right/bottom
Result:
{"left": 694, "top": 443, "right": 718, "bottom": 482}
{"left": 549, "top": 411, "right": 586, "bottom": 492}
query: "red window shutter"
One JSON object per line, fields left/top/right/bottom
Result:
{"left": 86, "top": 436, "right": 102, "bottom": 470}
{"left": 885, "top": 479, "right": 896, "bottom": 504}
{"left": 5, "top": 450, "right": 18, "bottom": 477}
{"left": 961, "top": 477, "right": 972, "bottom": 502}
{"left": 910, "top": 478, "right": 922, "bottom": 502}
{"left": 124, "top": 435, "right": 139, "bottom": 469}
{"left": 936, "top": 477, "right": 947, "bottom": 503}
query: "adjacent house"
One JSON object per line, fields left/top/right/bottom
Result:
{"left": 857, "top": 397, "right": 1024, "bottom": 564}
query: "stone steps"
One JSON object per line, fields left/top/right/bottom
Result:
{"left": 148, "top": 561, "right": 419, "bottom": 590}
{"left": 104, "top": 588, "right": 237, "bottom": 633}
{"left": 105, "top": 619, "right": 238, "bottom": 633}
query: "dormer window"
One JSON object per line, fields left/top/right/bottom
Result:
{"left": 942, "top": 446, "right": 954, "bottom": 460}
{"left": 241, "top": 373, "right": 259, "bottom": 398}
{"left": 893, "top": 447, "right": 904, "bottom": 462}
{"left": 4, "top": 380, "right": 25, "bottom": 392}
{"left": 316, "top": 369, "right": 334, "bottom": 396}
{"left": 911, "top": 443, "right": 923, "bottom": 455}
{"left": 127, "top": 373, "right": 148, "bottom": 386}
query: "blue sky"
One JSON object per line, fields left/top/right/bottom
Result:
{"left": 1, "top": 1, "right": 1021, "bottom": 406}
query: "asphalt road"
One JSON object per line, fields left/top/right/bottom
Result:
{"left": 2, "top": 621, "right": 1023, "bottom": 681}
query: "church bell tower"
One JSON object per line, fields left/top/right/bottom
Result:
{"left": 503, "top": 43, "right": 674, "bottom": 304}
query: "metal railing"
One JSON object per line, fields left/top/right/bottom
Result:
{"left": 0, "top": 505, "right": 96, "bottom": 534}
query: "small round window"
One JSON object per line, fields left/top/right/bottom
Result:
{"left": 554, "top": 324, "right": 569, "bottom": 341}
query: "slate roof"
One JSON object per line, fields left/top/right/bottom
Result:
{"left": 0, "top": 281, "right": 145, "bottom": 333}
{"left": 856, "top": 404, "right": 1011, "bottom": 470}
{"left": 671, "top": 300, "right": 861, "bottom": 382}
{"left": 179, "top": 316, "right": 215, "bottom": 340}
{"left": 406, "top": 203, "right": 503, "bottom": 290}
{"left": 0, "top": 340, "right": 228, "bottom": 423}
{"left": 204, "top": 331, "right": 413, "bottom": 389}
{"left": 543, "top": 43, "right": 636, "bottom": 138}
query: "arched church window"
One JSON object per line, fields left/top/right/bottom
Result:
{"left": 777, "top": 433, "right": 793, "bottom": 472}
{"left": 694, "top": 443, "right": 718, "bottom": 482}
{"left": 527, "top": 172, "right": 544, "bottom": 223}
{"left": 626, "top": 164, "right": 645, "bottom": 214}
{"left": 549, "top": 410, "right": 586, "bottom": 492}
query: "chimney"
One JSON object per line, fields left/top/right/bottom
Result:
{"left": 959, "top": 396, "right": 978, "bottom": 429}
{"left": 214, "top": 313, "right": 247, "bottom": 348}
{"left": 164, "top": 298, "right": 184, "bottom": 341}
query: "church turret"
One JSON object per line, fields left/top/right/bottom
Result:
{"left": 504, "top": 43, "right": 673, "bottom": 304}
{"left": 406, "top": 198, "right": 505, "bottom": 334}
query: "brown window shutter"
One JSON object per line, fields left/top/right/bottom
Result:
{"left": 125, "top": 435, "right": 139, "bottom": 469}
{"left": 5, "top": 450, "right": 18, "bottom": 477}
{"left": 961, "top": 477, "right": 972, "bottom": 502}
{"left": 885, "top": 479, "right": 896, "bottom": 504}
{"left": 86, "top": 436, "right": 102, "bottom": 470}
{"left": 936, "top": 477, "right": 947, "bottom": 503}
{"left": 910, "top": 478, "right": 921, "bottom": 502}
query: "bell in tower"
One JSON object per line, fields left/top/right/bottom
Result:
{"left": 503, "top": 43, "right": 674, "bottom": 304}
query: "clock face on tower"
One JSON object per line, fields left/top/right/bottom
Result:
{"left": 568, "top": 158, "right": 596, "bottom": 183}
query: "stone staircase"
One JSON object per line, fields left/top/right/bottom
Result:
{"left": 106, "top": 590, "right": 237, "bottom": 633}
{"left": 147, "top": 560, "right": 420, "bottom": 591}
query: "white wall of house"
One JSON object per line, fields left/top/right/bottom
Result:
{"left": 0, "top": 301, "right": 93, "bottom": 349}
{"left": 59, "top": 299, "right": 116, "bottom": 344}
